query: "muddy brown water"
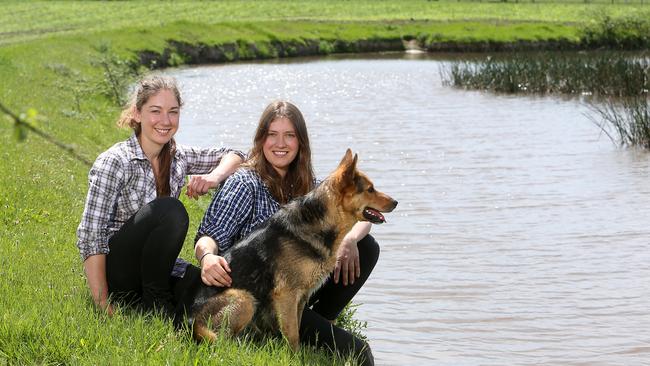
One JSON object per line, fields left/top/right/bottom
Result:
{"left": 169, "top": 54, "right": 650, "bottom": 366}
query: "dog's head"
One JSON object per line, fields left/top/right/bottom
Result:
{"left": 330, "top": 149, "right": 398, "bottom": 224}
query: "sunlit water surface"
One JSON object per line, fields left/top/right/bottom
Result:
{"left": 168, "top": 54, "right": 650, "bottom": 366}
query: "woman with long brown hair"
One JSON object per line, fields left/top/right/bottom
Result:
{"left": 76, "top": 74, "right": 244, "bottom": 321}
{"left": 195, "top": 100, "right": 378, "bottom": 365}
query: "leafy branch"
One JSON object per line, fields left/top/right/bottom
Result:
{"left": 0, "top": 101, "right": 91, "bottom": 166}
{"left": 92, "top": 42, "right": 143, "bottom": 106}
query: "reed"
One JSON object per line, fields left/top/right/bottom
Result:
{"left": 589, "top": 97, "right": 650, "bottom": 149}
{"left": 442, "top": 52, "right": 650, "bottom": 97}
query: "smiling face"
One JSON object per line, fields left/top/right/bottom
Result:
{"left": 263, "top": 117, "right": 299, "bottom": 178}
{"left": 133, "top": 89, "right": 180, "bottom": 156}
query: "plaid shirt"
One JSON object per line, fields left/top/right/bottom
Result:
{"left": 76, "top": 133, "right": 244, "bottom": 261}
{"left": 196, "top": 168, "right": 281, "bottom": 253}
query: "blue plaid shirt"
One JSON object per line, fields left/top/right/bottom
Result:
{"left": 196, "top": 168, "right": 281, "bottom": 253}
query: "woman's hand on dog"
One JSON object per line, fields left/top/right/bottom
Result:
{"left": 196, "top": 235, "right": 232, "bottom": 286}
{"left": 201, "top": 254, "right": 232, "bottom": 287}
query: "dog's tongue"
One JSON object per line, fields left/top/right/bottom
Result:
{"left": 363, "top": 208, "right": 385, "bottom": 224}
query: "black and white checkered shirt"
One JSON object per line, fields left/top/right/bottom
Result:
{"left": 76, "top": 133, "right": 244, "bottom": 262}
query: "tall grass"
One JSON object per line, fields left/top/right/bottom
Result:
{"left": 589, "top": 97, "right": 650, "bottom": 148}
{"left": 442, "top": 52, "right": 650, "bottom": 96}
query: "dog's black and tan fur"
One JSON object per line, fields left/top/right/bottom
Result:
{"left": 190, "top": 149, "right": 397, "bottom": 350}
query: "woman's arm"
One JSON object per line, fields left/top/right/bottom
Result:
{"left": 187, "top": 152, "right": 244, "bottom": 199}
{"left": 195, "top": 235, "right": 232, "bottom": 287}
{"left": 83, "top": 254, "right": 113, "bottom": 315}
{"left": 195, "top": 172, "right": 254, "bottom": 286}
{"left": 76, "top": 154, "right": 123, "bottom": 313}
{"left": 333, "top": 221, "right": 372, "bottom": 286}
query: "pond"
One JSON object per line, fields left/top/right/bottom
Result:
{"left": 169, "top": 53, "right": 650, "bottom": 366}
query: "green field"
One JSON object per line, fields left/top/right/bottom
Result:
{"left": 2, "top": 0, "right": 649, "bottom": 45}
{"left": 0, "top": 1, "right": 647, "bottom": 364}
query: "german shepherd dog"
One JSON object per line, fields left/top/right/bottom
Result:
{"left": 190, "top": 149, "right": 398, "bottom": 351}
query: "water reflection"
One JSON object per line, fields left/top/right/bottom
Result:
{"left": 169, "top": 53, "right": 650, "bottom": 366}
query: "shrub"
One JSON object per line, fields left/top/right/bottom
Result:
{"left": 335, "top": 303, "right": 368, "bottom": 341}
{"left": 581, "top": 16, "right": 650, "bottom": 50}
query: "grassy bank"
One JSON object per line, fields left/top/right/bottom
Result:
{"left": 1, "top": 1, "right": 648, "bottom": 364}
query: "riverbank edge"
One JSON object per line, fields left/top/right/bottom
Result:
{"left": 134, "top": 21, "right": 590, "bottom": 70}
{"left": 123, "top": 18, "right": 650, "bottom": 69}
{"left": 142, "top": 37, "right": 584, "bottom": 69}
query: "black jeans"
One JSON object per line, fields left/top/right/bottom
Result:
{"left": 106, "top": 197, "right": 189, "bottom": 316}
{"left": 300, "top": 234, "right": 380, "bottom": 366}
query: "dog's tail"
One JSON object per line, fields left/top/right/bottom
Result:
{"left": 193, "top": 288, "right": 256, "bottom": 342}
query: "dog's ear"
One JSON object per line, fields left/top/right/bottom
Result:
{"left": 338, "top": 148, "right": 354, "bottom": 167}
{"left": 335, "top": 149, "right": 357, "bottom": 187}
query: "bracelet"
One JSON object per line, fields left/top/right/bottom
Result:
{"left": 199, "top": 252, "right": 214, "bottom": 265}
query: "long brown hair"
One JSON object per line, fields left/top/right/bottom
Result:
{"left": 117, "top": 74, "right": 183, "bottom": 197}
{"left": 244, "top": 101, "right": 315, "bottom": 203}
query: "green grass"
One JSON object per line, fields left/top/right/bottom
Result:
{"left": 1, "top": 1, "right": 649, "bottom": 364}
{"left": 1, "top": 0, "right": 648, "bottom": 45}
